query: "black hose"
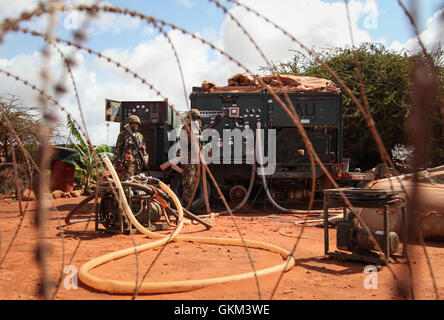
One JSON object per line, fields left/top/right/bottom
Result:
{"left": 197, "top": 151, "right": 257, "bottom": 218}
{"left": 166, "top": 206, "right": 213, "bottom": 229}
{"left": 64, "top": 192, "right": 97, "bottom": 225}
{"left": 101, "top": 180, "right": 213, "bottom": 229}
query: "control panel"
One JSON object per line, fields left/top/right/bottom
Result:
{"left": 105, "top": 99, "right": 168, "bottom": 124}
{"left": 199, "top": 105, "right": 265, "bottom": 131}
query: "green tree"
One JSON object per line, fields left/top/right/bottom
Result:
{"left": 0, "top": 94, "right": 42, "bottom": 194}
{"left": 417, "top": 48, "right": 444, "bottom": 167}
{"left": 0, "top": 94, "right": 67, "bottom": 195}
{"left": 263, "top": 43, "right": 444, "bottom": 170}
{"left": 62, "top": 116, "right": 113, "bottom": 195}
{"left": 0, "top": 94, "right": 41, "bottom": 163}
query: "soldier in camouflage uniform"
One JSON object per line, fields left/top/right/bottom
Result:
{"left": 180, "top": 109, "right": 223, "bottom": 210}
{"left": 181, "top": 109, "right": 202, "bottom": 209}
{"left": 114, "top": 115, "right": 149, "bottom": 181}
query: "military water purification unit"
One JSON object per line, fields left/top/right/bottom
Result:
{"left": 104, "top": 82, "right": 372, "bottom": 211}
{"left": 189, "top": 87, "right": 372, "bottom": 206}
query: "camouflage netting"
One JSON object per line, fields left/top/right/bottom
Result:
{"left": 201, "top": 73, "right": 341, "bottom": 93}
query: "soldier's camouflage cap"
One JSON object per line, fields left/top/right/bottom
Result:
{"left": 127, "top": 115, "right": 141, "bottom": 124}
{"left": 188, "top": 109, "right": 201, "bottom": 118}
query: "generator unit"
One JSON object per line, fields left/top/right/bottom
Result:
{"left": 95, "top": 179, "right": 167, "bottom": 234}
{"left": 94, "top": 175, "right": 213, "bottom": 234}
{"left": 336, "top": 219, "right": 400, "bottom": 255}
{"left": 323, "top": 188, "right": 407, "bottom": 265}
{"left": 104, "top": 77, "right": 373, "bottom": 209}
{"left": 189, "top": 87, "right": 372, "bottom": 205}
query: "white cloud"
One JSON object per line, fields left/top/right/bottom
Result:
{"left": 362, "top": 0, "right": 379, "bottom": 30}
{"left": 93, "top": 29, "right": 231, "bottom": 107}
{"left": 0, "top": 51, "right": 46, "bottom": 108}
{"left": 0, "top": 44, "right": 112, "bottom": 144}
{"left": 84, "top": 11, "right": 142, "bottom": 36}
{"left": 175, "top": 0, "right": 195, "bottom": 8}
{"left": 60, "top": 1, "right": 142, "bottom": 36}
{"left": 0, "top": 0, "right": 39, "bottom": 21}
{"left": 142, "top": 26, "right": 156, "bottom": 36}
{"left": 219, "top": 0, "right": 374, "bottom": 72}
{"left": 0, "top": 0, "right": 389, "bottom": 146}
{"left": 389, "top": 8, "right": 444, "bottom": 53}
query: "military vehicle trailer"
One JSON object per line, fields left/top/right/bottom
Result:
{"left": 105, "top": 87, "right": 373, "bottom": 210}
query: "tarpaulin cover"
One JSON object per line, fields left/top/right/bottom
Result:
{"left": 201, "top": 73, "right": 341, "bottom": 93}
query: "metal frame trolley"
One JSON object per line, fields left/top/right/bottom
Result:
{"left": 323, "top": 188, "right": 408, "bottom": 266}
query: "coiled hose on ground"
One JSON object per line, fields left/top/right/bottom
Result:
{"left": 77, "top": 155, "right": 296, "bottom": 294}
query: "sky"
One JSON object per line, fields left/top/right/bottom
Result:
{"left": 0, "top": 0, "right": 443, "bottom": 146}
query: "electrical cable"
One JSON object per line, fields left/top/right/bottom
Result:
{"left": 246, "top": 183, "right": 263, "bottom": 209}
{"left": 255, "top": 122, "right": 324, "bottom": 214}
{"left": 197, "top": 149, "right": 257, "bottom": 218}
{"left": 199, "top": 123, "right": 325, "bottom": 217}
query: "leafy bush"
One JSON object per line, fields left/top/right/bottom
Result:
{"left": 262, "top": 43, "right": 444, "bottom": 170}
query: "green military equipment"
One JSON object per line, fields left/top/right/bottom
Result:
{"left": 104, "top": 99, "right": 181, "bottom": 169}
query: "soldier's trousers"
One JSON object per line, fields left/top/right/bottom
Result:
{"left": 181, "top": 164, "right": 199, "bottom": 206}
{"left": 114, "top": 159, "right": 142, "bottom": 181}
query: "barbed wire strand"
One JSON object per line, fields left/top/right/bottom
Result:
{"left": 0, "top": 0, "right": 438, "bottom": 300}
{"left": 0, "top": 165, "right": 34, "bottom": 271}
{"left": 0, "top": 111, "right": 37, "bottom": 270}
{"left": 0, "top": 136, "right": 31, "bottom": 268}
{"left": 49, "top": 197, "right": 67, "bottom": 300}
{"left": 9, "top": 135, "right": 24, "bottom": 216}
{"left": 396, "top": 0, "right": 443, "bottom": 299}
{"left": 5, "top": 6, "right": 388, "bottom": 300}
{"left": 47, "top": 6, "right": 100, "bottom": 299}
{"left": 4, "top": 4, "right": 392, "bottom": 298}
{"left": 391, "top": 0, "right": 442, "bottom": 300}
{"left": 10, "top": 6, "right": 263, "bottom": 298}
{"left": 224, "top": 0, "right": 424, "bottom": 298}
{"left": 200, "top": 3, "right": 320, "bottom": 265}
{"left": 0, "top": 67, "right": 118, "bottom": 297}
{"left": 344, "top": 0, "right": 416, "bottom": 299}
{"left": 34, "top": 0, "right": 60, "bottom": 300}
{"left": 0, "top": 66, "right": 142, "bottom": 299}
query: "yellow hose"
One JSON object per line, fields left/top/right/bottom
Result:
{"left": 77, "top": 155, "right": 295, "bottom": 294}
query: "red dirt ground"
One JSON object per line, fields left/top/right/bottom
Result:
{"left": 0, "top": 196, "right": 443, "bottom": 300}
